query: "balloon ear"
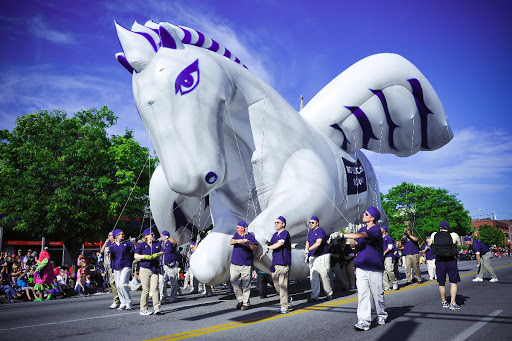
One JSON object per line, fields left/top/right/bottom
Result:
{"left": 115, "top": 21, "right": 156, "bottom": 73}
{"left": 115, "top": 52, "right": 134, "bottom": 74}
{"left": 158, "top": 23, "right": 185, "bottom": 50}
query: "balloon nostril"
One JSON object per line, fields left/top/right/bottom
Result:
{"left": 205, "top": 172, "right": 218, "bottom": 184}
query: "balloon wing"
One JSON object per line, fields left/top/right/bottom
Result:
{"left": 300, "top": 53, "right": 453, "bottom": 157}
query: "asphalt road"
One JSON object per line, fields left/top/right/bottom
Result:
{"left": 1, "top": 257, "right": 511, "bottom": 341}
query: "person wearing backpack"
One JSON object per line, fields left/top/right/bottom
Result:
{"left": 429, "top": 221, "right": 461, "bottom": 310}
{"left": 464, "top": 237, "right": 498, "bottom": 282}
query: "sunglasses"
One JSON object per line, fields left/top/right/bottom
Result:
{"left": 363, "top": 212, "right": 370, "bottom": 216}
{"left": 309, "top": 221, "right": 317, "bottom": 224}
{"left": 275, "top": 221, "right": 283, "bottom": 224}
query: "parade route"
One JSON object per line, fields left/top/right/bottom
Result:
{"left": 1, "top": 258, "right": 511, "bottom": 341}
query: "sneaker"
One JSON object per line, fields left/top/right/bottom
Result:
{"left": 140, "top": 310, "right": 152, "bottom": 316}
{"left": 442, "top": 301, "right": 449, "bottom": 309}
{"left": 117, "top": 304, "right": 126, "bottom": 311}
{"left": 110, "top": 303, "right": 119, "bottom": 309}
{"left": 125, "top": 305, "right": 133, "bottom": 310}
{"left": 240, "top": 305, "right": 250, "bottom": 311}
{"left": 326, "top": 295, "right": 333, "bottom": 301}
{"left": 449, "top": 303, "right": 460, "bottom": 310}
{"left": 354, "top": 322, "right": 370, "bottom": 331}
{"left": 472, "top": 277, "right": 483, "bottom": 282}
{"left": 307, "top": 297, "right": 320, "bottom": 303}
{"left": 383, "top": 287, "right": 390, "bottom": 291}
{"left": 377, "top": 316, "right": 386, "bottom": 325}
{"left": 490, "top": 277, "right": 499, "bottom": 282}
{"left": 392, "top": 284, "right": 398, "bottom": 290}
{"left": 236, "top": 302, "right": 243, "bottom": 310}
{"left": 288, "top": 296, "right": 293, "bottom": 303}
{"left": 154, "top": 309, "right": 161, "bottom": 315}
{"left": 280, "top": 307, "right": 290, "bottom": 314}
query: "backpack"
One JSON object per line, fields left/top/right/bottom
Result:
{"left": 431, "top": 231, "right": 457, "bottom": 257}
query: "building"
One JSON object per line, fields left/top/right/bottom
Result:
{"left": 471, "top": 218, "right": 511, "bottom": 246}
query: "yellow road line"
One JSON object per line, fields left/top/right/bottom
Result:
{"left": 146, "top": 263, "right": 512, "bottom": 341}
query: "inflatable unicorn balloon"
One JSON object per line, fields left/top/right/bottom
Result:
{"left": 115, "top": 20, "right": 453, "bottom": 284}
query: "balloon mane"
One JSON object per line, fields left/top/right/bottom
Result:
{"left": 115, "top": 20, "right": 246, "bottom": 74}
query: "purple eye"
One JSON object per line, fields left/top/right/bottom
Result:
{"left": 175, "top": 59, "right": 200, "bottom": 95}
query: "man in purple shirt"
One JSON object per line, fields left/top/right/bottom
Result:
{"left": 381, "top": 226, "right": 398, "bottom": 291}
{"left": 100, "top": 230, "right": 120, "bottom": 309}
{"left": 230, "top": 221, "right": 258, "bottom": 310}
{"left": 399, "top": 228, "right": 423, "bottom": 284}
{"left": 464, "top": 237, "right": 498, "bottom": 282}
{"left": 159, "top": 230, "right": 180, "bottom": 303}
{"left": 265, "top": 216, "right": 292, "bottom": 313}
{"left": 306, "top": 216, "right": 333, "bottom": 303}
{"left": 422, "top": 236, "right": 437, "bottom": 280}
{"left": 109, "top": 229, "right": 135, "bottom": 310}
{"left": 343, "top": 206, "right": 387, "bottom": 331}
{"left": 429, "top": 221, "right": 461, "bottom": 310}
{"left": 134, "top": 228, "right": 164, "bottom": 315}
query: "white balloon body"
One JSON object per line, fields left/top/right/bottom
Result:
{"left": 116, "top": 21, "right": 453, "bottom": 284}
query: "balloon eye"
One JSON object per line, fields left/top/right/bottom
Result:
{"left": 175, "top": 59, "right": 200, "bottom": 95}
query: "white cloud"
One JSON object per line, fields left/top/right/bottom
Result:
{"left": 367, "top": 128, "right": 512, "bottom": 187}
{"left": 0, "top": 65, "right": 149, "bottom": 148}
{"left": 27, "top": 16, "right": 73, "bottom": 44}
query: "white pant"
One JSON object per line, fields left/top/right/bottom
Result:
{"left": 308, "top": 253, "right": 333, "bottom": 299}
{"left": 356, "top": 268, "right": 387, "bottom": 325}
{"left": 159, "top": 264, "right": 179, "bottom": 301}
{"left": 114, "top": 267, "right": 132, "bottom": 306}
{"left": 427, "top": 259, "right": 436, "bottom": 280}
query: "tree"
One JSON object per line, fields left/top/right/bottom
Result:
{"left": 477, "top": 224, "right": 505, "bottom": 248}
{"left": 0, "top": 107, "right": 157, "bottom": 261}
{"left": 381, "top": 182, "right": 473, "bottom": 246}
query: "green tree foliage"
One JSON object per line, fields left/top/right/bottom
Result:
{"left": 381, "top": 182, "right": 473, "bottom": 246}
{"left": 0, "top": 107, "right": 157, "bottom": 256}
{"left": 477, "top": 224, "right": 505, "bottom": 248}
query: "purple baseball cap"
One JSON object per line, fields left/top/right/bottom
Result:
{"left": 277, "top": 216, "right": 286, "bottom": 224}
{"left": 366, "top": 206, "right": 380, "bottom": 221}
{"left": 310, "top": 216, "right": 319, "bottom": 223}
{"left": 381, "top": 225, "right": 389, "bottom": 233}
{"left": 464, "top": 236, "right": 472, "bottom": 241}
{"left": 161, "top": 230, "right": 170, "bottom": 239}
{"left": 237, "top": 221, "right": 248, "bottom": 228}
{"left": 439, "top": 221, "right": 450, "bottom": 230}
{"left": 142, "top": 228, "right": 153, "bottom": 237}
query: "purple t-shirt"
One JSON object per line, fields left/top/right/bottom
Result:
{"left": 422, "top": 243, "right": 436, "bottom": 260}
{"left": 471, "top": 240, "right": 490, "bottom": 256}
{"left": 110, "top": 240, "right": 135, "bottom": 271}
{"left": 383, "top": 234, "right": 394, "bottom": 258}
{"left": 162, "top": 240, "right": 179, "bottom": 265}
{"left": 307, "top": 227, "right": 329, "bottom": 257}
{"left": 270, "top": 230, "right": 292, "bottom": 266}
{"left": 231, "top": 232, "right": 258, "bottom": 266}
{"left": 354, "top": 225, "right": 384, "bottom": 271}
{"left": 135, "top": 240, "right": 163, "bottom": 274}
{"left": 402, "top": 237, "right": 420, "bottom": 255}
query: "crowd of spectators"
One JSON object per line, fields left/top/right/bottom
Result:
{"left": 0, "top": 249, "right": 108, "bottom": 303}
{"left": 1, "top": 238, "right": 510, "bottom": 304}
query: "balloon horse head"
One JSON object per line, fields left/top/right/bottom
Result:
{"left": 115, "top": 20, "right": 453, "bottom": 284}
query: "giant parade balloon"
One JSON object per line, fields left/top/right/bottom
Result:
{"left": 115, "top": 20, "right": 453, "bottom": 284}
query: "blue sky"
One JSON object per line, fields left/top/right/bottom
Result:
{"left": 1, "top": 0, "right": 512, "bottom": 221}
